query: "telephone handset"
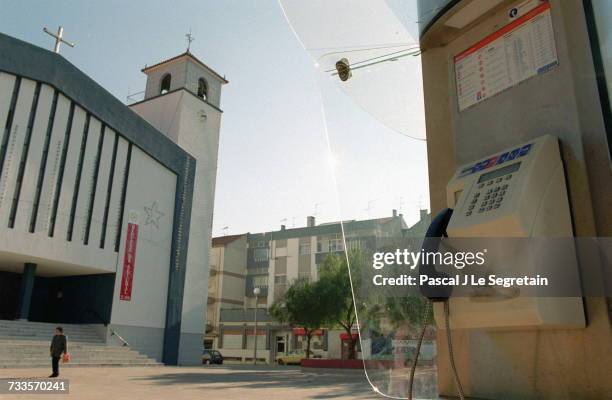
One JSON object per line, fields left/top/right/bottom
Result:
{"left": 414, "top": 207, "right": 466, "bottom": 400}
{"left": 419, "top": 208, "right": 454, "bottom": 302}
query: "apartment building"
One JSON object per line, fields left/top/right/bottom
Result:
{"left": 205, "top": 234, "right": 247, "bottom": 349}
{"left": 206, "top": 210, "right": 431, "bottom": 362}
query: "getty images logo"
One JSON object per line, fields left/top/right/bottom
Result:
{"left": 372, "top": 249, "right": 487, "bottom": 271}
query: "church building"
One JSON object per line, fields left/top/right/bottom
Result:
{"left": 0, "top": 32, "right": 226, "bottom": 365}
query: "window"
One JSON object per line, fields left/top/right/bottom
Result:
{"left": 274, "top": 275, "right": 286, "bottom": 284}
{"left": 222, "top": 333, "right": 242, "bottom": 349}
{"left": 299, "top": 242, "right": 311, "bottom": 255}
{"left": 329, "top": 239, "right": 344, "bottom": 252}
{"left": 160, "top": 73, "right": 171, "bottom": 94}
{"left": 253, "top": 248, "right": 268, "bottom": 262}
{"left": 275, "top": 256, "right": 287, "bottom": 274}
{"left": 316, "top": 238, "right": 324, "bottom": 253}
{"left": 197, "top": 78, "right": 208, "bottom": 99}
{"left": 329, "top": 233, "right": 345, "bottom": 252}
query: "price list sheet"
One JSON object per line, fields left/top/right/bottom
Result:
{"left": 454, "top": 2, "right": 558, "bottom": 112}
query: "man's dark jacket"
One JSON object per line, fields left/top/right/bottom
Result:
{"left": 50, "top": 335, "right": 67, "bottom": 357}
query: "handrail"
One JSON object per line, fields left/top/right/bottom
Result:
{"left": 82, "top": 308, "right": 129, "bottom": 347}
{"left": 109, "top": 328, "right": 130, "bottom": 347}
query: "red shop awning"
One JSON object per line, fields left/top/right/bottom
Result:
{"left": 293, "top": 328, "right": 324, "bottom": 336}
{"left": 339, "top": 332, "right": 359, "bottom": 340}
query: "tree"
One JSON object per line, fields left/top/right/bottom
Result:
{"left": 318, "top": 249, "right": 367, "bottom": 360}
{"left": 270, "top": 279, "right": 332, "bottom": 359}
{"left": 384, "top": 295, "right": 433, "bottom": 332}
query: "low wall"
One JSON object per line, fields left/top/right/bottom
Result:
{"left": 301, "top": 359, "right": 364, "bottom": 369}
{"left": 219, "top": 348, "right": 271, "bottom": 363}
{"left": 301, "top": 358, "right": 435, "bottom": 369}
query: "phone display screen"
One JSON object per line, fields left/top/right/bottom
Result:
{"left": 478, "top": 162, "right": 521, "bottom": 183}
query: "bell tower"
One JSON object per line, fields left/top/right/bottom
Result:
{"left": 140, "top": 51, "right": 226, "bottom": 109}
{"left": 130, "top": 50, "right": 227, "bottom": 365}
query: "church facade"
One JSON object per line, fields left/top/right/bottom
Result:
{"left": 0, "top": 33, "right": 225, "bottom": 365}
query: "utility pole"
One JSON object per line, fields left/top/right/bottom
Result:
{"left": 253, "top": 287, "right": 261, "bottom": 365}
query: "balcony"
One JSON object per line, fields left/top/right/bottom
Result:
{"left": 220, "top": 308, "right": 272, "bottom": 323}
{"left": 247, "top": 248, "right": 270, "bottom": 268}
{"left": 245, "top": 283, "right": 268, "bottom": 297}
{"left": 246, "top": 267, "right": 269, "bottom": 276}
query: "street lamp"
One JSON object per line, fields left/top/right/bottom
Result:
{"left": 253, "top": 287, "right": 261, "bottom": 365}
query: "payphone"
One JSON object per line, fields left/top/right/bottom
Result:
{"left": 432, "top": 134, "right": 585, "bottom": 330}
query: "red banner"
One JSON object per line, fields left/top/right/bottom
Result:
{"left": 119, "top": 222, "right": 139, "bottom": 301}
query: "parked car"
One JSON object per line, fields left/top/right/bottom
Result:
{"left": 202, "top": 349, "right": 223, "bottom": 365}
{"left": 276, "top": 349, "right": 323, "bottom": 365}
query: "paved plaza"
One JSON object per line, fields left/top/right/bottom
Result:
{"left": 0, "top": 365, "right": 383, "bottom": 399}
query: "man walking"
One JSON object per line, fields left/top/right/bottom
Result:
{"left": 49, "top": 326, "right": 67, "bottom": 378}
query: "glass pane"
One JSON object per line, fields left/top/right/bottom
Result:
{"left": 416, "top": 0, "right": 453, "bottom": 34}
{"left": 278, "top": 1, "right": 435, "bottom": 397}
{"left": 278, "top": 0, "right": 425, "bottom": 140}
{"left": 591, "top": 0, "right": 612, "bottom": 111}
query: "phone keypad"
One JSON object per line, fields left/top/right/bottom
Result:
{"left": 465, "top": 174, "right": 513, "bottom": 216}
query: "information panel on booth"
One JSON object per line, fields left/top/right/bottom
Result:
{"left": 454, "top": 2, "right": 559, "bottom": 112}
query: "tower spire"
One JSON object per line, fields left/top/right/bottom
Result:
{"left": 185, "top": 28, "right": 195, "bottom": 52}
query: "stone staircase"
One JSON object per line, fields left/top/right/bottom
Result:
{"left": 0, "top": 320, "right": 161, "bottom": 368}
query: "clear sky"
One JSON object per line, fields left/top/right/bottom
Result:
{"left": 0, "top": 0, "right": 430, "bottom": 236}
